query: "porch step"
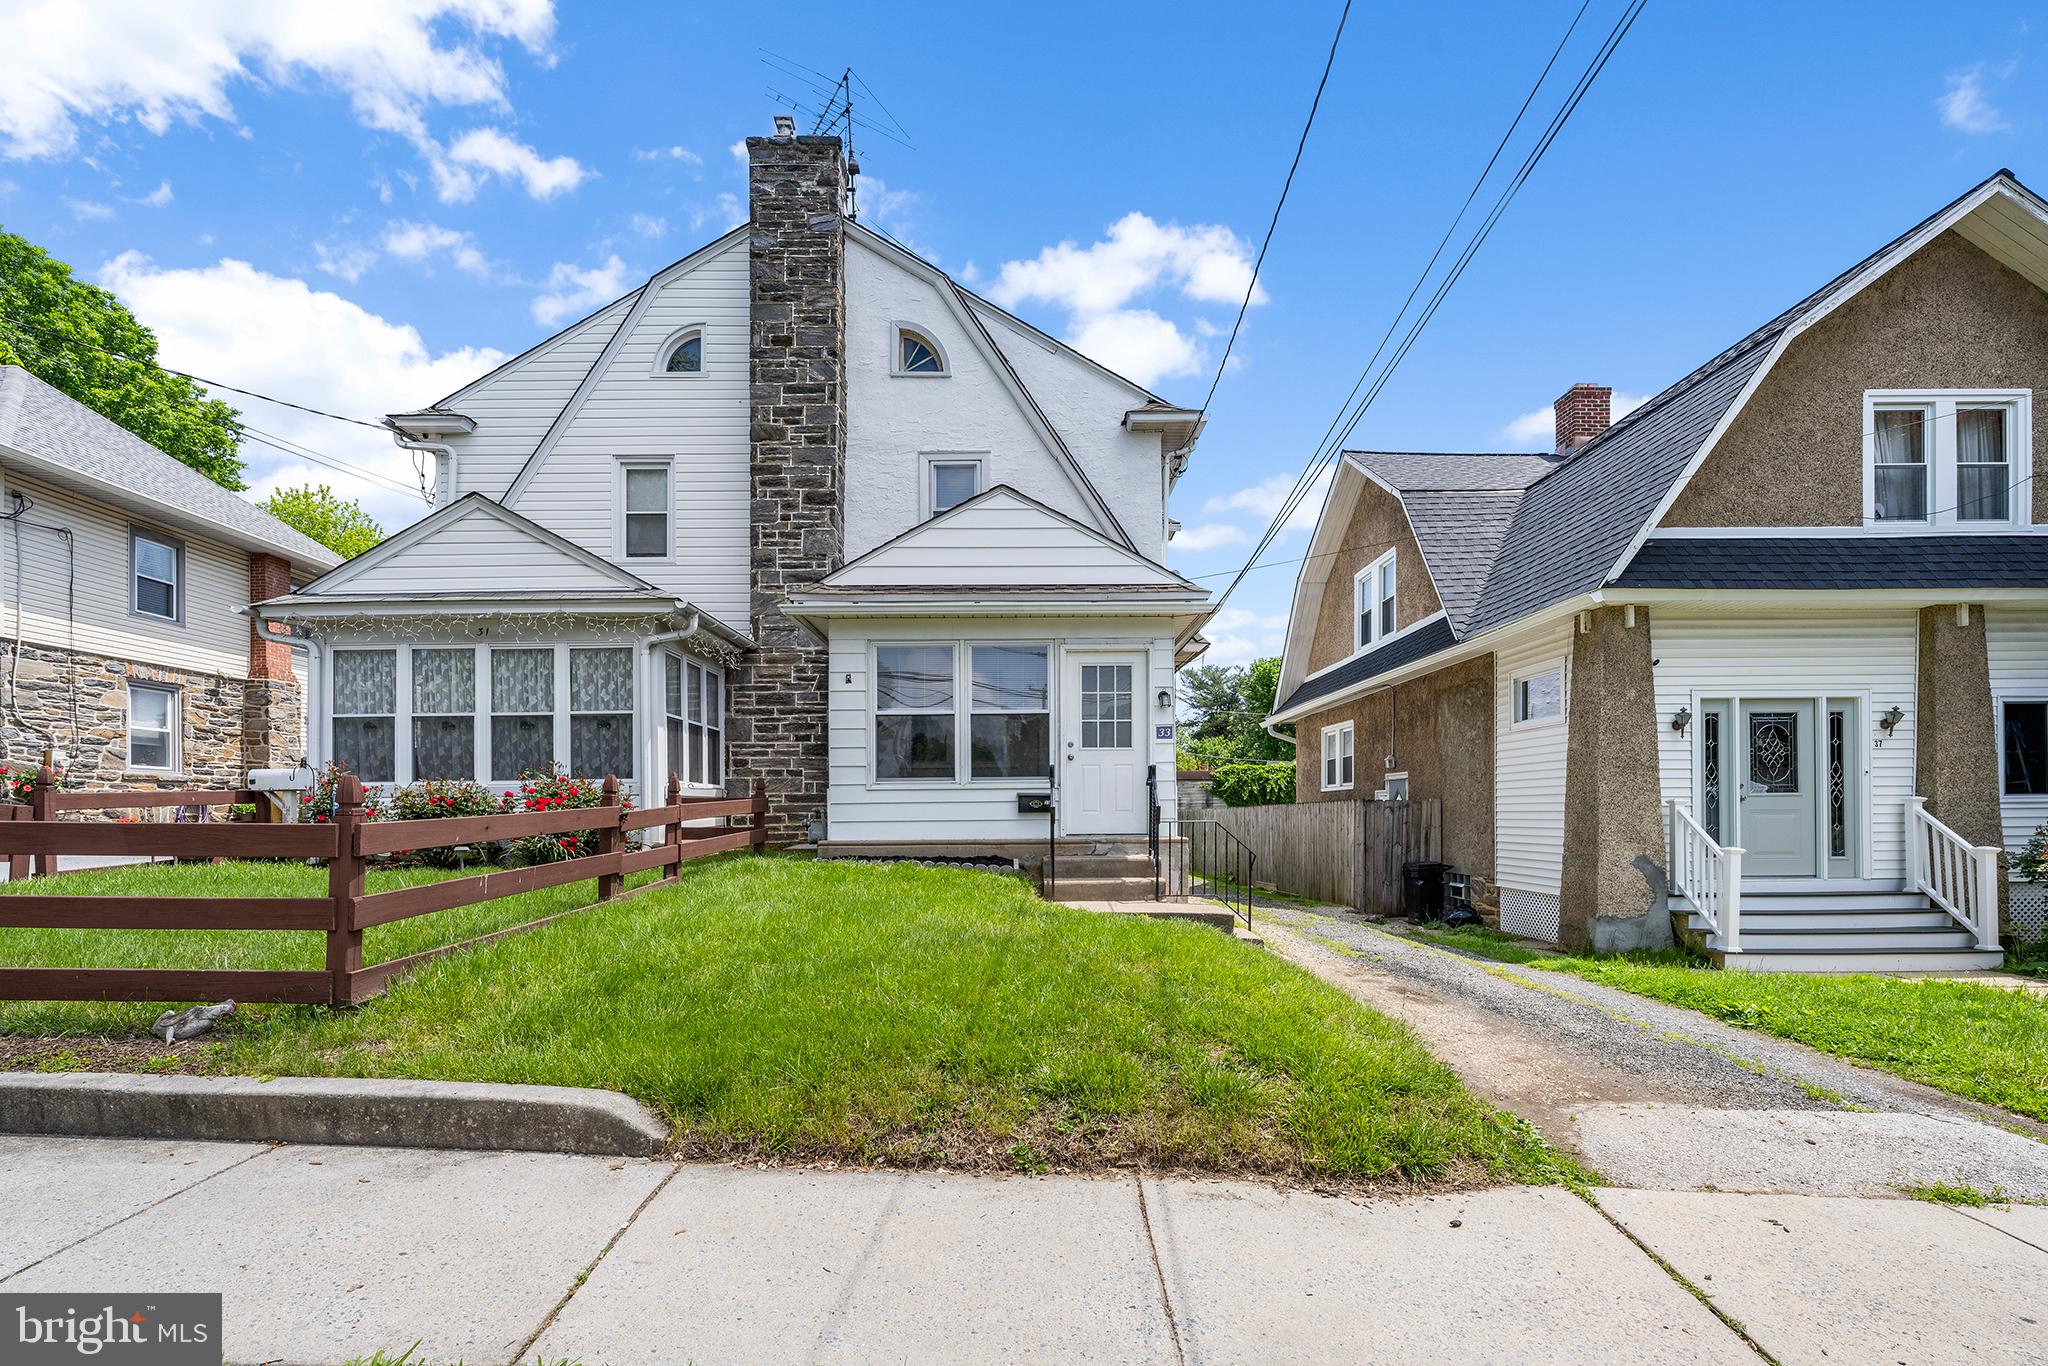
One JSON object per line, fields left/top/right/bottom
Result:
{"left": 1720, "top": 948, "right": 2007, "bottom": 974}
{"left": 1052, "top": 853, "right": 1154, "bottom": 879}
{"left": 1672, "top": 882, "right": 2004, "bottom": 974}
{"left": 1715, "top": 926, "right": 1981, "bottom": 952}
{"left": 1686, "top": 908, "right": 1958, "bottom": 932}
{"left": 1047, "top": 876, "right": 1168, "bottom": 902}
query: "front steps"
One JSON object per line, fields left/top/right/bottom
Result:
{"left": 1044, "top": 841, "right": 1169, "bottom": 903}
{"left": 1673, "top": 885, "right": 2004, "bottom": 973}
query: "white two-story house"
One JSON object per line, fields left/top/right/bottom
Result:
{"left": 250, "top": 119, "right": 1210, "bottom": 855}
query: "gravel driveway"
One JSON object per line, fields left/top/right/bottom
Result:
{"left": 1255, "top": 902, "right": 2048, "bottom": 1198}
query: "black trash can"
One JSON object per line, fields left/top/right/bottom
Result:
{"left": 1402, "top": 861, "right": 1449, "bottom": 919}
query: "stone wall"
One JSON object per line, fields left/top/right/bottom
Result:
{"left": 1, "top": 640, "right": 299, "bottom": 790}
{"left": 1558, "top": 606, "right": 1669, "bottom": 951}
{"left": 1292, "top": 654, "right": 1496, "bottom": 916}
{"left": 728, "top": 130, "right": 846, "bottom": 844}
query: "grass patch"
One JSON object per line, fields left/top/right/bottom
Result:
{"left": 1528, "top": 956, "right": 2048, "bottom": 1122}
{"left": 1902, "top": 1181, "right": 2009, "bottom": 1207}
{"left": 1396, "top": 922, "right": 1560, "bottom": 965}
{"left": 0, "top": 856, "right": 1561, "bottom": 1186}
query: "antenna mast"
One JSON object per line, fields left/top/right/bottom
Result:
{"left": 760, "top": 53, "right": 916, "bottom": 223}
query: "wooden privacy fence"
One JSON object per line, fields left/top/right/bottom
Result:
{"left": 1194, "top": 797, "right": 1441, "bottom": 915}
{"left": 0, "top": 771, "right": 767, "bottom": 1008}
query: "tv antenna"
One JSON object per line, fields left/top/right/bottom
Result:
{"left": 760, "top": 52, "right": 915, "bottom": 221}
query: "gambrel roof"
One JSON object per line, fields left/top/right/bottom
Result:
{"left": 1272, "top": 169, "right": 2048, "bottom": 722}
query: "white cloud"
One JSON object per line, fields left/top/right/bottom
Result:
{"left": 380, "top": 219, "right": 493, "bottom": 277}
{"left": 1938, "top": 64, "right": 2011, "bottom": 134}
{"left": 0, "top": 1, "right": 557, "bottom": 160}
{"left": 633, "top": 145, "right": 701, "bottom": 167}
{"left": 729, "top": 139, "right": 748, "bottom": 166}
{"left": 628, "top": 212, "right": 667, "bottom": 239}
{"left": 1171, "top": 522, "right": 1249, "bottom": 552}
{"left": 1202, "top": 607, "right": 1290, "bottom": 668}
{"left": 1501, "top": 390, "right": 1650, "bottom": 446}
{"left": 429, "top": 125, "right": 589, "bottom": 203}
{"left": 991, "top": 212, "right": 1262, "bottom": 315}
{"left": 988, "top": 211, "right": 1264, "bottom": 390}
{"left": 1067, "top": 308, "right": 1202, "bottom": 386}
{"left": 1202, "top": 468, "right": 1332, "bottom": 537}
{"left": 132, "top": 178, "right": 173, "bottom": 207}
{"left": 313, "top": 238, "right": 380, "bottom": 284}
{"left": 688, "top": 191, "right": 745, "bottom": 232}
{"left": 95, "top": 250, "right": 505, "bottom": 530}
{"left": 63, "top": 196, "right": 113, "bottom": 219}
{"left": 531, "top": 253, "right": 629, "bottom": 326}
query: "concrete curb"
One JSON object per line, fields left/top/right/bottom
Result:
{"left": 0, "top": 1072, "right": 670, "bottom": 1157}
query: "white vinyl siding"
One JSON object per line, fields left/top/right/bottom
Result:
{"left": 329, "top": 505, "right": 635, "bottom": 596}
{"left": 1988, "top": 607, "right": 2048, "bottom": 853}
{"left": 0, "top": 469, "right": 252, "bottom": 678}
{"left": 1494, "top": 622, "right": 1572, "bottom": 897}
{"left": 493, "top": 237, "right": 751, "bottom": 623}
{"left": 826, "top": 616, "right": 1177, "bottom": 843}
{"left": 830, "top": 489, "right": 1188, "bottom": 590}
{"left": 1651, "top": 607, "right": 1918, "bottom": 880}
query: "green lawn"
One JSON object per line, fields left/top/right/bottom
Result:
{"left": 1388, "top": 920, "right": 2048, "bottom": 1124}
{"left": 0, "top": 856, "right": 1571, "bottom": 1186}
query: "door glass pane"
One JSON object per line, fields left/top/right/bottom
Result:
{"left": 1828, "top": 707, "right": 1847, "bottom": 859}
{"left": 1702, "top": 711, "right": 1722, "bottom": 842}
{"left": 1080, "top": 663, "right": 1133, "bottom": 749}
{"left": 1872, "top": 408, "right": 1928, "bottom": 521}
{"left": 1748, "top": 711, "right": 1799, "bottom": 794}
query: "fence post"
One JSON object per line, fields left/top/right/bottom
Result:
{"left": 750, "top": 777, "right": 768, "bottom": 852}
{"left": 30, "top": 763, "right": 55, "bottom": 878}
{"left": 665, "top": 771, "right": 682, "bottom": 879}
{"left": 597, "top": 774, "right": 623, "bottom": 902}
{"left": 326, "top": 773, "right": 365, "bottom": 1007}
{"left": 2, "top": 804, "right": 24, "bottom": 882}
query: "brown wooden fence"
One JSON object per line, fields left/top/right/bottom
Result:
{"left": 1193, "top": 798, "right": 1441, "bottom": 915}
{"left": 0, "top": 771, "right": 767, "bottom": 1007}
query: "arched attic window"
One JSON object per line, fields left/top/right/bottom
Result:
{"left": 660, "top": 329, "right": 703, "bottom": 375}
{"left": 894, "top": 325, "right": 947, "bottom": 376}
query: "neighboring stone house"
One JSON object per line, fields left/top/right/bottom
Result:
{"left": 1268, "top": 170, "right": 2048, "bottom": 972}
{"left": 250, "top": 120, "right": 1211, "bottom": 857}
{"left": 0, "top": 366, "right": 340, "bottom": 787}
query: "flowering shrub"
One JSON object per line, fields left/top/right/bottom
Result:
{"left": 379, "top": 779, "right": 503, "bottom": 866}
{"left": 502, "top": 764, "right": 623, "bottom": 865}
{"left": 2, "top": 764, "right": 60, "bottom": 804}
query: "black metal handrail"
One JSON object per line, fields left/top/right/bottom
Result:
{"left": 1146, "top": 763, "right": 1161, "bottom": 899}
{"left": 1153, "top": 811, "right": 1257, "bottom": 930}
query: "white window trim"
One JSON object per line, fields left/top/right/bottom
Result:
{"left": 868, "top": 639, "right": 1053, "bottom": 787}
{"left": 652, "top": 326, "right": 706, "bottom": 377}
{"left": 615, "top": 456, "right": 675, "bottom": 563}
{"left": 1861, "top": 388, "right": 2032, "bottom": 529}
{"left": 661, "top": 651, "right": 727, "bottom": 790}
{"left": 129, "top": 525, "right": 184, "bottom": 624}
{"left": 1510, "top": 659, "right": 1568, "bottom": 730}
{"left": 125, "top": 681, "right": 180, "bottom": 775}
{"left": 891, "top": 322, "right": 950, "bottom": 377}
{"left": 1999, "top": 696, "right": 2048, "bottom": 801}
{"left": 1320, "top": 721, "right": 1354, "bottom": 792}
{"left": 921, "top": 452, "right": 986, "bottom": 518}
{"left": 1353, "top": 549, "right": 1396, "bottom": 652}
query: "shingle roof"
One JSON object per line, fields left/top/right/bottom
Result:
{"left": 1616, "top": 536, "right": 2048, "bottom": 590}
{"left": 1402, "top": 490, "right": 1526, "bottom": 634}
{"left": 0, "top": 366, "right": 338, "bottom": 569}
{"left": 1279, "top": 616, "right": 1456, "bottom": 713}
{"left": 1347, "top": 451, "right": 1556, "bottom": 491}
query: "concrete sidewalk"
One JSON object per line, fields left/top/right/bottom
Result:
{"left": 6, "top": 1134, "right": 2047, "bottom": 1365}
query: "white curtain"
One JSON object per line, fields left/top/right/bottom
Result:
{"left": 1957, "top": 408, "right": 2009, "bottom": 520}
{"left": 333, "top": 650, "right": 395, "bottom": 715}
{"left": 1872, "top": 408, "right": 1927, "bottom": 521}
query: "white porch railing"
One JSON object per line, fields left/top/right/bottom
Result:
{"left": 1665, "top": 800, "right": 1744, "bottom": 954}
{"left": 1905, "top": 797, "right": 2001, "bottom": 950}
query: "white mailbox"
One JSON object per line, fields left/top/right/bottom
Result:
{"left": 248, "top": 764, "right": 318, "bottom": 823}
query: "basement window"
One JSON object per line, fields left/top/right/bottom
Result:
{"left": 126, "top": 683, "right": 178, "bottom": 773}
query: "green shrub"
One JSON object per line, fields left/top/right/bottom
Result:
{"left": 1210, "top": 762, "right": 1294, "bottom": 807}
{"left": 502, "top": 764, "right": 622, "bottom": 864}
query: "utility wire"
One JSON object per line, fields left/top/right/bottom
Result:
{"left": 1192, "top": 0, "right": 1354, "bottom": 421}
{"left": 1206, "top": 0, "right": 1648, "bottom": 619}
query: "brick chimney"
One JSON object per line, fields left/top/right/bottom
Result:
{"left": 727, "top": 121, "right": 847, "bottom": 843}
{"left": 1553, "top": 383, "right": 1611, "bottom": 454}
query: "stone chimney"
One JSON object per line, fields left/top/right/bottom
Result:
{"left": 727, "top": 123, "right": 846, "bottom": 844}
{"left": 1553, "top": 383, "right": 1611, "bottom": 454}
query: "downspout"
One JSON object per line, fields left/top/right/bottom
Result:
{"left": 389, "top": 428, "right": 453, "bottom": 503}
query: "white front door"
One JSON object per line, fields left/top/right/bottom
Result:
{"left": 1738, "top": 698, "right": 1819, "bottom": 877}
{"left": 1062, "top": 652, "right": 1145, "bottom": 835}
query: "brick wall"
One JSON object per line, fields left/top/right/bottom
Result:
{"left": 728, "top": 129, "right": 846, "bottom": 843}
{"left": 248, "top": 552, "right": 295, "bottom": 680}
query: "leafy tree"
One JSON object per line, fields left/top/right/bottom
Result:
{"left": 0, "top": 228, "right": 245, "bottom": 488}
{"left": 1177, "top": 656, "right": 1292, "bottom": 768}
{"left": 263, "top": 483, "right": 384, "bottom": 559}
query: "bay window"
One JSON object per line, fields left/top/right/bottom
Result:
{"left": 663, "top": 653, "right": 725, "bottom": 786}
{"left": 1866, "top": 390, "right": 2031, "bottom": 527}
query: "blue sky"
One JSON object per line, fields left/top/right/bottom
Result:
{"left": 0, "top": 1, "right": 2041, "bottom": 663}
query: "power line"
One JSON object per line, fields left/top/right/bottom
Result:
{"left": 1206, "top": 0, "right": 1648, "bottom": 619}
{"left": 1192, "top": 0, "right": 1353, "bottom": 422}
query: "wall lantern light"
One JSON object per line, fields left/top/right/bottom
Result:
{"left": 1880, "top": 704, "right": 1905, "bottom": 736}
{"left": 1156, "top": 688, "right": 1174, "bottom": 710}
{"left": 1670, "top": 705, "right": 1691, "bottom": 735}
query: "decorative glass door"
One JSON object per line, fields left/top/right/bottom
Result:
{"left": 1738, "top": 699, "right": 1819, "bottom": 876}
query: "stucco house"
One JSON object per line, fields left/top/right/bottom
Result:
{"left": 1266, "top": 170, "right": 2048, "bottom": 972}
{"left": 249, "top": 120, "right": 1210, "bottom": 871}
{"left": 0, "top": 365, "right": 339, "bottom": 787}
